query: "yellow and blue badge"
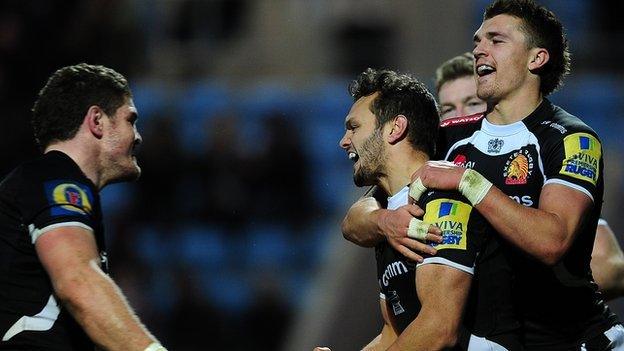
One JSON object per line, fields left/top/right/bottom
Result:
{"left": 44, "top": 180, "right": 94, "bottom": 217}
{"left": 559, "top": 133, "right": 601, "bottom": 186}
{"left": 423, "top": 199, "right": 472, "bottom": 250}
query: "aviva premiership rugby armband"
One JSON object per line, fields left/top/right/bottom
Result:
{"left": 545, "top": 131, "right": 602, "bottom": 200}
{"left": 559, "top": 133, "right": 601, "bottom": 185}
{"left": 418, "top": 196, "right": 485, "bottom": 275}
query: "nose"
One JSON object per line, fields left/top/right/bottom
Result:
{"left": 473, "top": 40, "right": 486, "bottom": 60}
{"left": 339, "top": 131, "right": 351, "bottom": 150}
{"left": 456, "top": 105, "right": 466, "bottom": 118}
{"left": 134, "top": 127, "right": 143, "bottom": 146}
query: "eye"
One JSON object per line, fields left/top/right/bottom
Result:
{"left": 441, "top": 108, "right": 456, "bottom": 119}
{"left": 441, "top": 106, "right": 453, "bottom": 114}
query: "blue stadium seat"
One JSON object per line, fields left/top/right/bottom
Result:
{"left": 244, "top": 224, "right": 294, "bottom": 269}
{"left": 177, "top": 81, "right": 231, "bottom": 154}
{"left": 134, "top": 224, "right": 170, "bottom": 267}
{"left": 175, "top": 224, "right": 227, "bottom": 268}
{"left": 199, "top": 271, "right": 253, "bottom": 314}
{"left": 131, "top": 81, "right": 171, "bottom": 121}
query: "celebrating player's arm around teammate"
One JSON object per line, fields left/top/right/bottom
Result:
{"left": 341, "top": 0, "right": 624, "bottom": 348}
{"left": 410, "top": 0, "right": 624, "bottom": 348}
{"left": 316, "top": 68, "right": 521, "bottom": 351}
{"left": 436, "top": 51, "right": 624, "bottom": 302}
{"left": 0, "top": 63, "right": 166, "bottom": 350}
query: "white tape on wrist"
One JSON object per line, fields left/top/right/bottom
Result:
{"left": 409, "top": 178, "right": 427, "bottom": 202}
{"left": 458, "top": 169, "right": 492, "bottom": 206}
{"left": 144, "top": 342, "right": 167, "bottom": 351}
{"left": 407, "top": 218, "right": 430, "bottom": 241}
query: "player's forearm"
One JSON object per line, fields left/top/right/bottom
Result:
{"left": 361, "top": 323, "right": 396, "bottom": 351}
{"left": 55, "top": 260, "right": 158, "bottom": 351}
{"left": 476, "top": 186, "right": 569, "bottom": 265}
{"left": 592, "top": 257, "right": 624, "bottom": 301}
{"left": 592, "top": 224, "right": 624, "bottom": 300}
{"left": 342, "top": 198, "right": 386, "bottom": 247}
{"left": 386, "top": 308, "right": 458, "bottom": 351}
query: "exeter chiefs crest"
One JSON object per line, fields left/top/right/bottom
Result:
{"left": 504, "top": 149, "right": 534, "bottom": 185}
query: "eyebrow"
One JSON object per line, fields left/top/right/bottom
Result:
{"left": 473, "top": 31, "right": 509, "bottom": 42}
{"left": 462, "top": 95, "right": 480, "bottom": 103}
{"left": 344, "top": 117, "right": 356, "bottom": 129}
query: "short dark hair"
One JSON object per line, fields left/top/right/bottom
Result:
{"left": 349, "top": 68, "right": 439, "bottom": 157}
{"left": 484, "top": 0, "right": 570, "bottom": 96}
{"left": 435, "top": 52, "right": 474, "bottom": 93}
{"left": 32, "top": 63, "right": 132, "bottom": 148}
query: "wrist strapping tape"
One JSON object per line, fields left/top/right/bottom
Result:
{"left": 407, "top": 218, "right": 429, "bottom": 241}
{"left": 409, "top": 178, "right": 427, "bottom": 202}
{"left": 144, "top": 343, "right": 167, "bottom": 351}
{"left": 458, "top": 169, "right": 492, "bottom": 206}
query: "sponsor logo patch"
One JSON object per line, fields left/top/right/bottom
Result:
{"left": 560, "top": 133, "right": 601, "bottom": 185}
{"left": 424, "top": 199, "right": 471, "bottom": 250}
{"left": 503, "top": 149, "right": 534, "bottom": 185}
{"left": 439, "top": 113, "right": 484, "bottom": 128}
{"left": 452, "top": 154, "right": 475, "bottom": 169}
{"left": 44, "top": 181, "right": 94, "bottom": 217}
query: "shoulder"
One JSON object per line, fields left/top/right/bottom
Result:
{"left": 15, "top": 154, "right": 97, "bottom": 215}
{"left": 531, "top": 103, "right": 600, "bottom": 143}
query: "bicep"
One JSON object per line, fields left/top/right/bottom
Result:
{"left": 539, "top": 183, "right": 593, "bottom": 238}
{"left": 35, "top": 226, "right": 101, "bottom": 289}
{"left": 416, "top": 264, "right": 471, "bottom": 321}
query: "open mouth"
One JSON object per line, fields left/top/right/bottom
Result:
{"left": 348, "top": 151, "right": 359, "bottom": 163}
{"left": 476, "top": 64, "right": 495, "bottom": 77}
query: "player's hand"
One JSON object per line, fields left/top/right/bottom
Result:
{"left": 313, "top": 347, "right": 331, "bottom": 351}
{"left": 410, "top": 160, "right": 465, "bottom": 198}
{"left": 378, "top": 204, "right": 442, "bottom": 263}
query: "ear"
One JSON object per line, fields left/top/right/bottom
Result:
{"left": 528, "top": 48, "right": 549, "bottom": 71}
{"left": 387, "top": 115, "right": 408, "bottom": 144}
{"left": 85, "top": 106, "right": 104, "bottom": 138}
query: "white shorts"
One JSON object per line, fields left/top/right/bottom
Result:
{"left": 581, "top": 324, "right": 624, "bottom": 350}
{"left": 468, "top": 334, "right": 509, "bottom": 351}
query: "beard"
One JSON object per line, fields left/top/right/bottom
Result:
{"left": 353, "top": 128, "right": 385, "bottom": 187}
{"left": 105, "top": 156, "right": 142, "bottom": 186}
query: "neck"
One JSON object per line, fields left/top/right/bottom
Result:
{"left": 378, "top": 147, "right": 429, "bottom": 196}
{"left": 45, "top": 139, "right": 103, "bottom": 189}
{"left": 486, "top": 86, "right": 543, "bottom": 125}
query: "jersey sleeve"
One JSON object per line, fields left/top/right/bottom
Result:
{"left": 542, "top": 130, "right": 602, "bottom": 201}
{"left": 22, "top": 179, "right": 97, "bottom": 244}
{"left": 416, "top": 194, "right": 488, "bottom": 275}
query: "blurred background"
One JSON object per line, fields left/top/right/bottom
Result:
{"left": 1, "top": 0, "right": 623, "bottom": 350}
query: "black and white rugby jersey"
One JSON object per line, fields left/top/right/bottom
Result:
{"left": 0, "top": 151, "right": 105, "bottom": 350}
{"left": 437, "top": 99, "right": 619, "bottom": 349}
{"left": 374, "top": 186, "right": 521, "bottom": 350}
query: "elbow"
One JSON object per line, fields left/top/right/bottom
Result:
{"left": 53, "top": 265, "right": 102, "bottom": 315}
{"left": 424, "top": 320, "right": 460, "bottom": 350}
{"left": 341, "top": 216, "right": 376, "bottom": 247}
{"left": 340, "top": 216, "right": 359, "bottom": 244}
{"left": 54, "top": 280, "right": 90, "bottom": 319}
{"left": 439, "top": 327, "right": 459, "bottom": 349}
{"left": 538, "top": 242, "right": 568, "bottom": 266}
{"left": 340, "top": 216, "right": 355, "bottom": 242}
{"left": 429, "top": 327, "right": 459, "bottom": 350}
